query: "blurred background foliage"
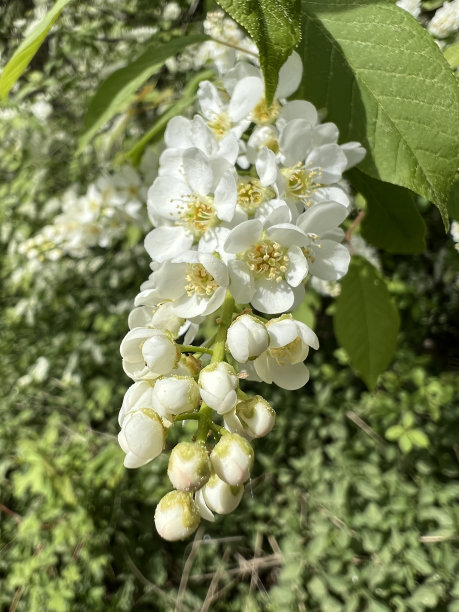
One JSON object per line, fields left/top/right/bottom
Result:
{"left": 1, "top": 0, "right": 459, "bottom": 610}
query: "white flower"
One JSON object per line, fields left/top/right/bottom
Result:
{"left": 253, "top": 314, "right": 319, "bottom": 390}
{"left": 224, "top": 218, "right": 308, "bottom": 314}
{"left": 120, "top": 327, "right": 180, "bottom": 381}
{"left": 128, "top": 302, "right": 184, "bottom": 336}
{"left": 118, "top": 408, "right": 166, "bottom": 468}
{"left": 296, "top": 201, "right": 350, "bottom": 281}
{"left": 396, "top": 0, "right": 421, "bottom": 17}
{"left": 145, "top": 147, "right": 237, "bottom": 262}
{"left": 195, "top": 473, "right": 244, "bottom": 518}
{"left": 168, "top": 442, "right": 211, "bottom": 492}
{"left": 119, "top": 380, "right": 156, "bottom": 426}
{"left": 198, "top": 362, "right": 239, "bottom": 414}
{"left": 226, "top": 314, "right": 269, "bottom": 362}
{"left": 210, "top": 433, "right": 254, "bottom": 486}
{"left": 154, "top": 491, "right": 201, "bottom": 541}
{"left": 224, "top": 395, "right": 276, "bottom": 439}
{"left": 428, "top": 0, "right": 459, "bottom": 38}
{"left": 151, "top": 375, "right": 200, "bottom": 419}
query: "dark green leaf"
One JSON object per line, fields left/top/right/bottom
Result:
{"left": 448, "top": 179, "right": 459, "bottom": 221}
{"left": 78, "top": 33, "right": 208, "bottom": 151}
{"left": 349, "top": 170, "right": 426, "bottom": 254}
{"left": 298, "top": 0, "right": 459, "bottom": 227}
{"left": 334, "top": 257, "right": 400, "bottom": 389}
{"left": 0, "top": 0, "right": 73, "bottom": 99}
{"left": 216, "top": 0, "right": 301, "bottom": 104}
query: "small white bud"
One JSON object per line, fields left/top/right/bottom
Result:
{"left": 227, "top": 314, "right": 269, "bottom": 363}
{"left": 198, "top": 362, "right": 238, "bottom": 415}
{"left": 201, "top": 473, "right": 244, "bottom": 515}
{"left": 119, "top": 380, "right": 155, "bottom": 426}
{"left": 118, "top": 408, "right": 166, "bottom": 469}
{"left": 128, "top": 303, "right": 183, "bottom": 337}
{"left": 152, "top": 376, "right": 200, "bottom": 419}
{"left": 210, "top": 433, "right": 254, "bottom": 486}
{"left": 154, "top": 491, "right": 200, "bottom": 541}
{"left": 120, "top": 327, "right": 180, "bottom": 381}
{"left": 233, "top": 396, "right": 276, "bottom": 439}
{"left": 168, "top": 442, "right": 211, "bottom": 492}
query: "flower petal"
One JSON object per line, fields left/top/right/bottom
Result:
{"left": 297, "top": 201, "right": 349, "bottom": 235}
{"left": 309, "top": 240, "right": 351, "bottom": 281}
{"left": 224, "top": 219, "right": 263, "bottom": 254}
{"left": 229, "top": 76, "right": 264, "bottom": 122}
{"left": 251, "top": 279, "right": 294, "bottom": 314}
{"left": 144, "top": 226, "right": 193, "bottom": 262}
{"left": 214, "top": 171, "right": 237, "bottom": 222}
{"left": 183, "top": 148, "right": 213, "bottom": 195}
{"left": 275, "top": 51, "right": 303, "bottom": 98}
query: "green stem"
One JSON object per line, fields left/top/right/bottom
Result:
{"left": 195, "top": 292, "right": 235, "bottom": 443}
{"left": 180, "top": 344, "right": 213, "bottom": 356}
{"left": 174, "top": 413, "right": 199, "bottom": 422}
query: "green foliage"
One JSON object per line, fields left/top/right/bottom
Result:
{"left": 297, "top": 0, "right": 459, "bottom": 226}
{"left": 334, "top": 257, "right": 400, "bottom": 389}
{"left": 350, "top": 170, "right": 427, "bottom": 254}
{"left": 79, "top": 32, "right": 208, "bottom": 151}
{"left": 0, "top": 0, "right": 73, "bottom": 99}
{"left": 215, "top": 0, "right": 301, "bottom": 104}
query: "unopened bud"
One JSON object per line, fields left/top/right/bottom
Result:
{"left": 154, "top": 491, "right": 200, "bottom": 541}
{"left": 168, "top": 442, "right": 211, "bottom": 492}
{"left": 227, "top": 314, "right": 269, "bottom": 363}
{"left": 236, "top": 395, "right": 276, "bottom": 438}
{"left": 210, "top": 433, "right": 254, "bottom": 486}
{"left": 198, "top": 362, "right": 238, "bottom": 414}
{"left": 118, "top": 408, "right": 166, "bottom": 468}
{"left": 199, "top": 473, "right": 244, "bottom": 515}
{"left": 152, "top": 375, "right": 200, "bottom": 419}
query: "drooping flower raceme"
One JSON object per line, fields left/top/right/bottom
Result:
{"left": 117, "top": 18, "right": 366, "bottom": 541}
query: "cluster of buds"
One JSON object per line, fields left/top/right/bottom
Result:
{"left": 117, "top": 17, "right": 365, "bottom": 540}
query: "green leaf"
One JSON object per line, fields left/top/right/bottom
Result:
{"left": 399, "top": 433, "right": 413, "bottom": 453}
{"left": 216, "top": 0, "right": 301, "bottom": 104}
{"left": 78, "top": 33, "right": 208, "bottom": 151}
{"left": 298, "top": 0, "right": 459, "bottom": 227}
{"left": 0, "top": 0, "right": 73, "bottom": 100}
{"left": 350, "top": 170, "right": 426, "bottom": 254}
{"left": 385, "top": 425, "right": 404, "bottom": 441}
{"left": 443, "top": 43, "right": 459, "bottom": 70}
{"left": 333, "top": 256, "right": 400, "bottom": 389}
{"left": 408, "top": 429, "right": 430, "bottom": 449}
{"left": 448, "top": 179, "right": 459, "bottom": 222}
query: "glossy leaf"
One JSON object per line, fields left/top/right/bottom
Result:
{"left": 0, "top": 0, "right": 73, "bottom": 99}
{"left": 334, "top": 256, "right": 400, "bottom": 389}
{"left": 298, "top": 0, "right": 459, "bottom": 227}
{"left": 216, "top": 0, "right": 301, "bottom": 104}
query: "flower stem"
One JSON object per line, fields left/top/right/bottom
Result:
{"left": 195, "top": 291, "right": 235, "bottom": 443}
{"left": 180, "top": 344, "right": 213, "bottom": 356}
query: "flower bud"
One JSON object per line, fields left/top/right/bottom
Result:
{"left": 118, "top": 408, "right": 166, "bottom": 468}
{"left": 168, "top": 442, "right": 211, "bottom": 492}
{"left": 199, "top": 473, "right": 244, "bottom": 515}
{"left": 227, "top": 314, "right": 269, "bottom": 363}
{"left": 152, "top": 376, "right": 200, "bottom": 419}
{"left": 210, "top": 433, "right": 254, "bottom": 486}
{"left": 120, "top": 327, "right": 180, "bottom": 381}
{"left": 198, "top": 362, "right": 238, "bottom": 415}
{"left": 128, "top": 303, "right": 183, "bottom": 337}
{"left": 154, "top": 491, "right": 200, "bottom": 541}
{"left": 119, "top": 380, "right": 155, "bottom": 426}
{"left": 231, "top": 395, "right": 276, "bottom": 439}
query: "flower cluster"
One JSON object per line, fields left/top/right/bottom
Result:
{"left": 118, "top": 32, "right": 365, "bottom": 540}
{"left": 397, "top": 0, "right": 459, "bottom": 41}
{"left": 19, "top": 165, "right": 148, "bottom": 261}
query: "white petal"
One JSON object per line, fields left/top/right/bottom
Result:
{"left": 228, "top": 259, "right": 255, "bottom": 304}
{"left": 214, "top": 171, "right": 237, "bottom": 222}
{"left": 195, "top": 487, "right": 215, "bottom": 522}
{"left": 306, "top": 144, "right": 347, "bottom": 184}
{"left": 251, "top": 279, "right": 294, "bottom": 314}
{"left": 309, "top": 240, "right": 351, "bottom": 281}
{"left": 275, "top": 51, "right": 303, "bottom": 98}
{"left": 285, "top": 246, "right": 308, "bottom": 287}
{"left": 256, "top": 147, "right": 278, "bottom": 186}
{"left": 297, "top": 201, "right": 349, "bottom": 235}
{"left": 198, "top": 80, "right": 223, "bottom": 119}
{"left": 278, "top": 100, "right": 318, "bottom": 127}
{"left": 229, "top": 76, "right": 264, "bottom": 122}
{"left": 312, "top": 123, "right": 339, "bottom": 147}
{"left": 198, "top": 252, "right": 229, "bottom": 288}
{"left": 164, "top": 116, "right": 192, "bottom": 148}
{"left": 191, "top": 115, "right": 218, "bottom": 156}
{"left": 272, "top": 362, "right": 310, "bottom": 390}
{"left": 183, "top": 148, "right": 213, "bottom": 195}
{"left": 279, "top": 119, "right": 313, "bottom": 165}
{"left": 144, "top": 227, "right": 192, "bottom": 262}
{"left": 147, "top": 176, "right": 190, "bottom": 221}
{"left": 267, "top": 223, "right": 308, "bottom": 247}
{"left": 342, "top": 142, "right": 366, "bottom": 169}
{"left": 224, "top": 219, "right": 263, "bottom": 254}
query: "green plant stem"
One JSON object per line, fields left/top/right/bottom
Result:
{"left": 174, "top": 413, "right": 199, "bottom": 422}
{"left": 180, "top": 344, "right": 213, "bottom": 356}
{"left": 195, "top": 292, "right": 235, "bottom": 444}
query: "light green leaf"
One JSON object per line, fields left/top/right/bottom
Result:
{"left": 385, "top": 425, "right": 404, "bottom": 441}
{"left": 216, "top": 0, "right": 301, "bottom": 104}
{"left": 444, "top": 43, "right": 459, "bottom": 70}
{"left": 350, "top": 170, "right": 426, "bottom": 254}
{"left": 408, "top": 429, "right": 430, "bottom": 449}
{"left": 298, "top": 0, "right": 459, "bottom": 227}
{"left": 0, "top": 0, "right": 73, "bottom": 99}
{"left": 333, "top": 257, "right": 400, "bottom": 389}
{"left": 78, "top": 33, "right": 208, "bottom": 151}
{"left": 399, "top": 433, "right": 413, "bottom": 453}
